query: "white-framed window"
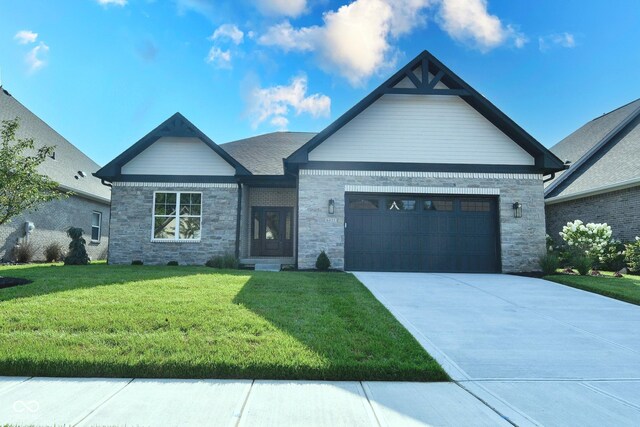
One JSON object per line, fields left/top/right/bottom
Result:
{"left": 91, "top": 211, "right": 102, "bottom": 242}
{"left": 152, "top": 192, "right": 202, "bottom": 241}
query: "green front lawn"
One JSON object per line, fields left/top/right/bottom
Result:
{"left": 545, "top": 272, "right": 640, "bottom": 306}
{"left": 0, "top": 264, "right": 447, "bottom": 381}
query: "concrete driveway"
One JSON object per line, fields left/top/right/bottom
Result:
{"left": 355, "top": 272, "right": 640, "bottom": 427}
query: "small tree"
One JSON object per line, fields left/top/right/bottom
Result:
{"left": 315, "top": 251, "right": 331, "bottom": 271}
{"left": 0, "top": 118, "right": 63, "bottom": 226}
{"left": 64, "top": 227, "right": 90, "bottom": 265}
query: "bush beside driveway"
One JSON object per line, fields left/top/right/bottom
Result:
{"left": 0, "top": 264, "right": 447, "bottom": 381}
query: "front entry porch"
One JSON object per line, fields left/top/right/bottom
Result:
{"left": 238, "top": 186, "right": 297, "bottom": 268}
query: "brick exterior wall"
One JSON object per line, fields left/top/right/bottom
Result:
{"left": 239, "top": 186, "right": 297, "bottom": 259}
{"left": 0, "top": 195, "right": 110, "bottom": 262}
{"left": 108, "top": 183, "right": 238, "bottom": 265}
{"left": 546, "top": 186, "right": 640, "bottom": 243}
{"left": 298, "top": 170, "right": 546, "bottom": 273}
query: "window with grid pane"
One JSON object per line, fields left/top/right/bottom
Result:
{"left": 91, "top": 212, "right": 102, "bottom": 242}
{"left": 153, "top": 192, "right": 202, "bottom": 240}
{"left": 460, "top": 200, "right": 491, "bottom": 212}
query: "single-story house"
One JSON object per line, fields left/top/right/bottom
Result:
{"left": 545, "top": 98, "right": 640, "bottom": 242}
{"left": 0, "top": 87, "right": 111, "bottom": 261}
{"left": 95, "top": 50, "right": 564, "bottom": 273}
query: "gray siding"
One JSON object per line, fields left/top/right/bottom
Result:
{"left": 298, "top": 170, "right": 546, "bottom": 273}
{"left": 546, "top": 186, "right": 640, "bottom": 243}
{"left": 308, "top": 94, "right": 534, "bottom": 165}
{"left": 108, "top": 183, "right": 238, "bottom": 265}
{"left": 0, "top": 195, "right": 110, "bottom": 262}
{"left": 121, "top": 137, "right": 236, "bottom": 176}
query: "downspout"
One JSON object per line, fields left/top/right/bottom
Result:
{"left": 235, "top": 183, "right": 242, "bottom": 260}
{"left": 543, "top": 173, "right": 555, "bottom": 183}
{"left": 100, "top": 179, "right": 113, "bottom": 188}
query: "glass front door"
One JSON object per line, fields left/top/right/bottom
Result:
{"left": 251, "top": 207, "right": 293, "bottom": 257}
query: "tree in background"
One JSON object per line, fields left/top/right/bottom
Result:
{"left": 0, "top": 118, "right": 63, "bottom": 226}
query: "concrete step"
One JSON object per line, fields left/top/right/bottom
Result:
{"left": 254, "top": 263, "right": 281, "bottom": 272}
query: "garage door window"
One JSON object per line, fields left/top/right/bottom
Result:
{"left": 461, "top": 200, "right": 491, "bottom": 212}
{"left": 349, "top": 198, "right": 379, "bottom": 210}
{"left": 387, "top": 198, "right": 416, "bottom": 211}
{"left": 424, "top": 200, "right": 453, "bottom": 211}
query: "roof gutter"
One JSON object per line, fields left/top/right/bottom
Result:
{"left": 58, "top": 184, "right": 111, "bottom": 205}
{"left": 545, "top": 176, "right": 640, "bottom": 205}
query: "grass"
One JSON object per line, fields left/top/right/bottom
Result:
{"left": 544, "top": 271, "right": 640, "bottom": 306}
{"left": 0, "top": 264, "right": 447, "bottom": 381}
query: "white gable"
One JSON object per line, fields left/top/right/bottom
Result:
{"left": 121, "top": 137, "right": 236, "bottom": 175}
{"left": 308, "top": 94, "right": 534, "bottom": 165}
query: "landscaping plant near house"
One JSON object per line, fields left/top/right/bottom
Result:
{"left": 572, "top": 255, "right": 593, "bottom": 276}
{"left": 625, "top": 237, "right": 640, "bottom": 273}
{"left": 13, "top": 241, "right": 36, "bottom": 263}
{"left": 559, "top": 220, "right": 613, "bottom": 260}
{"left": 598, "top": 240, "right": 626, "bottom": 271}
{"left": 316, "top": 251, "right": 331, "bottom": 271}
{"left": 131, "top": 260, "right": 144, "bottom": 265}
{"left": 64, "top": 227, "right": 89, "bottom": 265}
{"left": 205, "top": 253, "right": 238, "bottom": 269}
{"left": 44, "top": 242, "right": 65, "bottom": 262}
{"left": 539, "top": 253, "right": 560, "bottom": 275}
{"left": 167, "top": 261, "right": 179, "bottom": 266}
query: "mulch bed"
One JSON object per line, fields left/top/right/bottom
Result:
{"left": 0, "top": 277, "right": 33, "bottom": 289}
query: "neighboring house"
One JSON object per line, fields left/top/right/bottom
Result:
{"left": 545, "top": 99, "right": 640, "bottom": 242}
{"left": 96, "top": 50, "right": 564, "bottom": 273}
{"left": 0, "top": 87, "right": 110, "bottom": 261}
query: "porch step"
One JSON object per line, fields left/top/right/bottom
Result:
{"left": 254, "top": 263, "right": 282, "bottom": 272}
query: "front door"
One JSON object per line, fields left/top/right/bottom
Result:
{"left": 251, "top": 207, "right": 294, "bottom": 257}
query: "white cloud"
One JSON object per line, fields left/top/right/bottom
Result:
{"left": 26, "top": 42, "right": 49, "bottom": 73}
{"left": 97, "top": 0, "right": 127, "bottom": 6}
{"left": 259, "top": 0, "right": 433, "bottom": 86}
{"left": 210, "top": 24, "right": 244, "bottom": 45}
{"left": 246, "top": 75, "right": 331, "bottom": 130}
{"left": 437, "top": 0, "right": 525, "bottom": 51}
{"left": 538, "top": 32, "right": 576, "bottom": 52}
{"left": 175, "top": 0, "right": 215, "bottom": 19}
{"left": 255, "top": 0, "right": 307, "bottom": 18}
{"left": 205, "top": 47, "right": 232, "bottom": 68}
{"left": 14, "top": 30, "right": 38, "bottom": 44}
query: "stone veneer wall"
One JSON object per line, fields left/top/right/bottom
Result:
{"left": 109, "top": 183, "right": 238, "bottom": 265}
{"left": 0, "top": 195, "right": 110, "bottom": 262}
{"left": 298, "top": 170, "right": 546, "bottom": 272}
{"left": 546, "top": 186, "right": 640, "bottom": 243}
{"left": 239, "top": 186, "right": 297, "bottom": 259}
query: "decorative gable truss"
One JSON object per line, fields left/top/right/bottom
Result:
{"left": 286, "top": 50, "right": 565, "bottom": 175}
{"left": 95, "top": 113, "right": 251, "bottom": 183}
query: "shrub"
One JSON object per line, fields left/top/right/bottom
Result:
{"left": 13, "top": 241, "right": 37, "bottom": 263}
{"left": 559, "top": 220, "right": 613, "bottom": 260}
{"left": 625, "top": 237, "right": 640, "bottom": 272}
{"left": 572, "top": 255, "right": 593, "bottom": 276}
{"left": 44, "top": 242, "right": 65, "bottom": 262}
{"left": 315, "top": 251, "right": 331, "bottom": 271}
{"left": 205, "top": 253, "right": 238, "bottom": 269}
{"left": 539, "top": 253, "right": 560, "bottom": 275}
{"left": 167, "top": 261, "right": 179, "bottom": 266}
{"left": 598, "top": 240, "right": 626, "bottom": 271}
{"left": 64, "top": 227, "right": 90, "bottom": 265}
{"left": 131, "top": 260, "right": 144, "bottom": 265}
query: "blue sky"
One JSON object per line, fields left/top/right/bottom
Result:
{"left": 1, "top": 0, "right": 639, "bottom": 165}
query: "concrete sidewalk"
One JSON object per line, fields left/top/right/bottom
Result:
{"left": 0, "top": 376, "right": 508, "bottom": 426}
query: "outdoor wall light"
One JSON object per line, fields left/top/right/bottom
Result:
{"left": 512, "top": 202, "right": 523, "bottom": 218}
{"left": 328, "top": 199, "right": 335, "bottom": 215}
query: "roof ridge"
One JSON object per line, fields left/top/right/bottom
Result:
{"left": 589, "top": 97, "right": 640, "bottom": 123}
{"left": 545, "top": 102, "right": 640, "bottom": 198}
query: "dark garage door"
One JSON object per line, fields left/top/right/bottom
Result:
{"left": 345, "top": 194, "right": 500, "bottom": 273}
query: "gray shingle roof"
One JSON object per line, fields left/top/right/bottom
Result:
{"left": 0, "top": 88, "right": 110, "bottom": 202}
{"left": 220, "top": 132, "right": 317, "bottom": 175}
{"left": 545, "top": 98, "right": 640, "bottom": 198}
